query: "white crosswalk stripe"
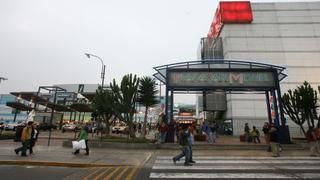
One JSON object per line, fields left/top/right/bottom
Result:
{"left": 149, "top": 156, "right": 320, "bottom": 179}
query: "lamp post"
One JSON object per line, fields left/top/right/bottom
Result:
{"left": 85, "top": 53, "right": 106, "bottom": 88}
{"left": 0, "top": 77, "right": 8, "bottom": 83}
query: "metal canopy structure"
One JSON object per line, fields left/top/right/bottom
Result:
{"left": 70, "top": 103, "right": 93, "bottom": 112}
{"left": 153, "top": 59, "right": 290, "bottom": 144}
{"left": 153, "top": 59, "right": 287, "bottom": 86}
{"left": 6, "top": 102, "right": 33, "bottom": 111}
{"left": 10, "top": 92, "right": 48, "bottom": 104}
{"left": 81, "top": 92, "right": 96, "bottom": 102}
{"left": 45, "top": 102, "right": 72, "bottom": 112}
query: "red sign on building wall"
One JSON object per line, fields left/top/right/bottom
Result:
{"left": 207, "top": 1, "right": 253, "bottom": 39}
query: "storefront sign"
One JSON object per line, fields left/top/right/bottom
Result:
{"left": 208, "top": 1, "right": 253, "bottom": 39}
{"left": 168, "top": 70, "right": 275, "bottom": 88}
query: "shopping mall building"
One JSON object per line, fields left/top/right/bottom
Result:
{"left": 197, "top": 1, "right": 320, "bottom": 137}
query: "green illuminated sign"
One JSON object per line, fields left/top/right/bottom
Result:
{"left": 169, "top": 71, "right": 275, "bottom": 87}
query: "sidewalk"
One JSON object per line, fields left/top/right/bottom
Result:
{"left": 0, "top": 139, "right": 152, "bottom": 167}
{"left": 0, "top": 133, "right": 312, "bottom": 168}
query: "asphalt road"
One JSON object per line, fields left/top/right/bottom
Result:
{"left": 0, "top": 165, "right": 81, "bottom": 180}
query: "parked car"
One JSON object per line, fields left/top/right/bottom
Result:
{"left": 4, "top": 121, "right": 24, "bottom": 131}
{"left": 0, "top": 122, "right": 4, "bottom": 130}
{"left": 62, "top": 124, "right": 80, "bottom": 133}
{"left": 87, "top": 125, "right": 98, "bottom": 133}
{"left": 111, "top": 124, "right": 128, "bottom": 134}
{"left": 38, "top": 123, "right": 57, "bottom": 131}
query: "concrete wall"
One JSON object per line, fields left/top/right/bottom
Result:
{"left": 220, "top": 1, "right": 320, "bottom": 137}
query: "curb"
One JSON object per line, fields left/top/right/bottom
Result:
{"left": 0, "top": 160, "right": 129, "bottom": 168}
{"left": 62, "top": 140, "right": 306, "bottom": 150}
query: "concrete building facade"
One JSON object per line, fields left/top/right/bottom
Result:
{"left": 201, "top": 1, "right": 320, "bottom": 137}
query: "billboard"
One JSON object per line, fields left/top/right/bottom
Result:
{"left": 168, "top": 69, "right": 275, "bottom": 89}
{"left": 208, "top": 1, "right": 253, "bottom": 39}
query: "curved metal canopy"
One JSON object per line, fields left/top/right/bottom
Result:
{"left": 153, "top": 59, "right": 287, "bottom": 84}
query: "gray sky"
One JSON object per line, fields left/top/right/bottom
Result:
{"left": 0, "top": 0, "right": 317, "bottom": 103}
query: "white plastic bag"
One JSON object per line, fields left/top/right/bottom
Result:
{"left": 72, "top": 140, "right": 80, "bottom": 150}
{"left": 72, "top": 140, "right": 86, "bottom": 150}
{"left": 78, "top": 139, "right": 86, "bottom": 149}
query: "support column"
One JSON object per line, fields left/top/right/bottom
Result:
{"left": 166, "top": 90, "right": 175, "bottom": 143}
{"left": 165, "top": 87, "right": 169, "bottom": 124}
{"left": 272, "top": 90, "right": 280, "bottom": 127}
{"left": 170, "top": 90, "right": 174, "bottom": 123}
{"left": 276, "top": 83, "right": 286, "bottom": 126}
{"left": 265, "top": 91, "right": 272, "bottom": 124}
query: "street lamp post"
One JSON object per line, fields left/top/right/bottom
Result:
{"left": 85, "top": 53, "right": 106, "bottom": 88}
{"left": 0, "top": 77, "right": 8, "bottom": 83}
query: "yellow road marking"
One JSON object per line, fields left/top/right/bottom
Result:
{"left": 104, "top": 167, "right": 121, "bottom": 180}
{"left": 93, "top": 167, "right": 111, "bottom": 180}
{"left": 125, "top": 153, "right": 152, "bottom": 180}
{"left": 82, "top": 167, "right": 102, "bottom": 180}
{"left": 125, "top": 166, "right": 138, "bottom": 180}
{"left": 114, "top": 166, "right": 129, "bottom": 180}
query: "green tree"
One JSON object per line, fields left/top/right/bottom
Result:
{"left": 282, "top": 81, "right": 318, "bottom": 136}
{"left": 91, "top": 87, "right": 114, "bottom": 135}
{"left": 109, "top": 74, "right": 140, "bottom": 138}
{"left": 138, "top": 76, "right": 158, "bottom": 138}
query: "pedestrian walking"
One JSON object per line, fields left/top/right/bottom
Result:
{"left": 209, "top": 121, "right": 216, "bottom": 143}
{"left": 306, "top": 126, "right": 320, "bottom": 157}
{"left": 244, "top": 123, "right": 251, "bottom": 142}
{"left": 172, "top": 124, "right": 193, "bottom": 166}
{"left": 187, "top": 124, "right": 196, "bottom": 164}
{"left": 269, "top": 123, "right": 280, "bottom": 157}
{"left": 29, "top": 122, "right": 39, "bottom": 155}
{"left": 158, "top": 122, "right": 168, "bottom": 143}
{"left": 73, "top": 125, "right": 89, "bottom": 155}
{"left": 251, "top": 126, "right": 261, "bottom": 143}
{"left": 14, "top": 121, "right": 33, "bottom": 157}
{"left": 262, "top": 122, "right": 271, "bottom": 151}
{"left": 201, "top": 122, "right": 214, "bottom": 144}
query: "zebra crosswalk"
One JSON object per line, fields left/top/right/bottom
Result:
{"left": 149, "top": 156, "right": 320, "bottom": 179}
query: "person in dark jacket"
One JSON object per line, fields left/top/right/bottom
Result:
{"left": 29, "top": 123, "right": 39, "bottom": 155}
{"left": 172, "top": 124, "right": 192, "bottom": 166}
{"left": 244, "top": 123, "right": 251, "bottom": 142}
{"left": 269, "top": 123, "right": 280, "bottom": 157}
{"left": 262, "top": 122, "right": 271, "bottom": 152}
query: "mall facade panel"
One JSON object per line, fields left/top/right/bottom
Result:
{"left": 200, "top": 1, "right": 320, "bottom": 137}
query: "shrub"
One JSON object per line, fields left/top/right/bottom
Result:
{"left": 0, "top": 133, "right": 15, "bottom": 140}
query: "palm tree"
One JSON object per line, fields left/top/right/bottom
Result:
{"left": 138, "top": 76, "right": 158, "bottom": 138}
{"left": 109, "top": 74, "right": 140, "bottom": 138}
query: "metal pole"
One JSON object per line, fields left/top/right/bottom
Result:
{"left": 48, "top": 89, "right": 57, "bottom": 146}
{"left": 101, "top": 64, "right": 106, "bottom": 88}
{"left": 159, "top": 82, "right": 162, "bottom": 99}
{"left": 85, "top": 53, "right": 105, "bottom": 88}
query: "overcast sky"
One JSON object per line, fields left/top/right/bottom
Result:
{"left": 0, "top": 0, "right": 317, "bottom": 103}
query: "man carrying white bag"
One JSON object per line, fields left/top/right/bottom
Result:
{"left": 72, "top": 125, "right": 89, "bottom": 155}
{"left": 72, "top": 139, "right": 86, "bottom": 150}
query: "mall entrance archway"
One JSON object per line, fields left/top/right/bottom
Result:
{"left": 153, "top": 60, "right": 290, "bottom": 144}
